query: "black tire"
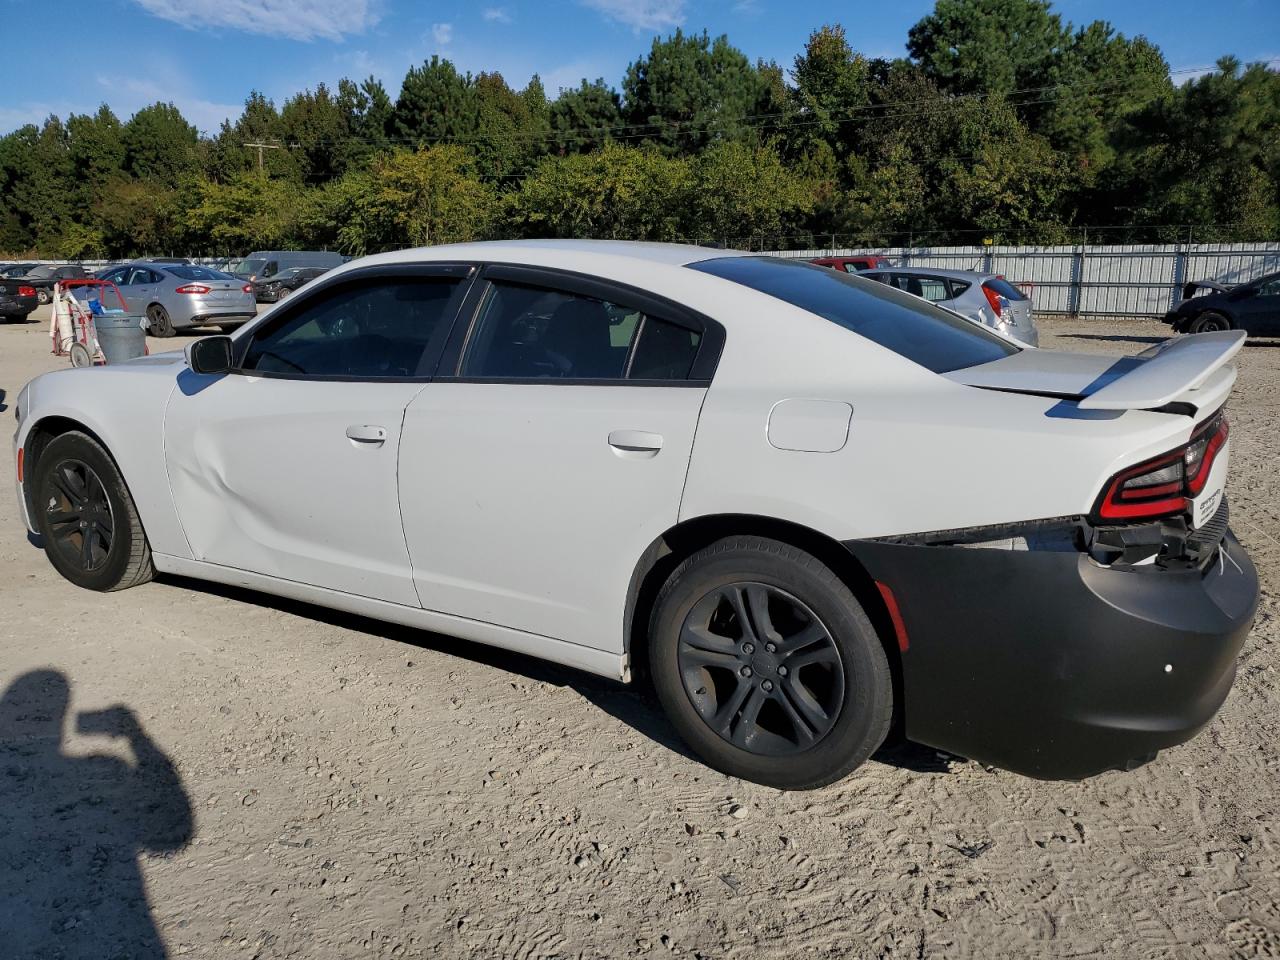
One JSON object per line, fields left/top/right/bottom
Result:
{"left": 147, "top": 304, "right": 175, "bottom": 338}
{"left": 32, "top": 431, "right": 154, "bottom": 592}
{"left": 649, "top": 536, "right": 892, "bottom": 790}
{"left": 36, "top": 288, "right": 50, "bottom": 305}
{"left": 1190, "top": 311, "right": 1232, "bottom": 334}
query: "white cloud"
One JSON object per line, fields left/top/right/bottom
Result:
{"left": 431, "top": 22, "right": 453, "bottom": 46}
{"left": 482, "top": 7, "right": 512, "bottom": 24}
{"left": 581, "top": 0, "right": 684, "bottom": 31}
{"left": 131, "top": 0, "right": 380, "bottom": 42}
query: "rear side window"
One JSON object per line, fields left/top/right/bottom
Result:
{"left": 983, "top": 277, "right": 1027, "bottom": 301}
{"left": 242, "top": 277, "right": 462, "bottom": 378}
{"left": 460, "top": 281, "right": 704, "bottom": 381}
{"left": 689, "top": 256, "right": 1018, "bottom": 373}
{"left": 948, "top": 280, "right": 972, "bottom": 298}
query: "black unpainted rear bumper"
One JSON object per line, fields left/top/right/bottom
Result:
{"left": 845, "top": 531, "right": 1258, "bottom": 779}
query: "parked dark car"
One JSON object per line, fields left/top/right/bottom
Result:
{"left": 0, "top": 262, "right": 41, "bottom": 279}
{"left": 0, "top": 276, "right": 39, "bottom": 322}
{"left": 253, "top": 266, "right": 329, "bottom": 303}
{"left": 1164, "top": 272, "right": 1280, "bottom": 334}
{"left": 13, "top": 264, "right": 89, "bottom": 304}
{"left": 810, "top": 255, "right": 893, "bottom": 273}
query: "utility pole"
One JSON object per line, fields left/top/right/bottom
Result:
{"left": 243, "top": 141, "right": 282, "bottom": 172}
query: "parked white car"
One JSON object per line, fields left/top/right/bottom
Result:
{"left": 13, "top": 241, "right": 1257, "bottom": 789}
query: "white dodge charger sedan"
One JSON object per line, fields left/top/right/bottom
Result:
{"left": 12, "top": 241, "right": 1258, "bottom": 789}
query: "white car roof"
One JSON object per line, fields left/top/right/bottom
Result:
{"left": 360, "top": 239, "right": 745, "bottom": 269}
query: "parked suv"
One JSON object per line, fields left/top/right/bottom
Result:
{"left": 228, "top": 250, "right": 345, "bottom": 284}
{"left": 860, "top": 268, "right": 1038, "bottom": 347}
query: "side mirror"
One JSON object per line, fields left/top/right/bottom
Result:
{"left": 185, "top": 336, "right": 235, "bottom": 374}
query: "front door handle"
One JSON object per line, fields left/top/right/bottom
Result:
{"left": 608, "top": 430, "right": 664, "bottom": 456}
{"left": 346, "top": 424, "right": 388, "bottom": 445}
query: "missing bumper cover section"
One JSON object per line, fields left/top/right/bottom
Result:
{"left": 868, "top": 502, "right": 1231, "bottom": 571}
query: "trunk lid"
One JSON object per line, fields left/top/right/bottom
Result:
{"left": 945, "top": 330, "right": 1242, "bottom": 417}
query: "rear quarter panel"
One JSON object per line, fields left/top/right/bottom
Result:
{"left": 677, "top": 283, "right": 1195, "bottom": 539}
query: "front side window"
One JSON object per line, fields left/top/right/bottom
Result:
{"left": 241, "top": 277, "right": 462, "bottom": 378}
{"left": 460, "top": 281, "right": 703, "bottom": 381}
{"left": 1257, "top": 277, "right": 1280, "bottom": 297}
{"left": 689, "top": 256, "right": 1017, "bottom": 374}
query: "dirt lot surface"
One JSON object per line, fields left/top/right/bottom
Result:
{"left": 1, "top": 308, "right": 1278, "bottom": 959}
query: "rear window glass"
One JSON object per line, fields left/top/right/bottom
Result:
{"left": 168, "top": 265, "right": 235, "bottom": 282}
{"left": 983, "top": 277, "right": 1027, "bottom": 301}
{"left": 689, "top": 256, "right": 1018, "bottom": 373}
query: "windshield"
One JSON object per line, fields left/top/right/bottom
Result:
{"left": 228, "top": 258, "right": 267, "bottom": 277}
{"left": 689, "top": 256, "right": 1019, "bottom": 373}
{"left": 168, "top": 265, "right": 235, "bottom": 282}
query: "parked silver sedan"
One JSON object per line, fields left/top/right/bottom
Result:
{"left": 95, "top": 262, "right": 257, "bottom": 337}
{"left": 859, "top": 267, "right": 1038, "bottom": 346}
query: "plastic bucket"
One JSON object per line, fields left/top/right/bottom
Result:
{"left": 94, "top": 314, "right": 148, "bottom": 364}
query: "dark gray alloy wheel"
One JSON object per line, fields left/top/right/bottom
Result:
{"left": 44, "top": 458, "right": 115, "bottom": 574}
{"left": 678, "top": 582, "right": 845, "bottom": 755}
{"left": 147, "top": 303, "right": 175, "bottom": 337}
{"left": 34, "top": 431, "right": 155, "bottom": 592}
{"left": 649, "top": 536, "right": 893, "bottom": 790}
{"left": 37, "top": 288, "right": 50, "bottom": 304}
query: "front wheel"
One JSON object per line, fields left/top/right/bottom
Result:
{"left": 649, "top": 536, "right": 892, "bottom": 790}
{"left": 32, "top": 431, "right": 154, "bottom": 592}
{"left": 1190, "top": 311, "right": 1232, "bottom": 334}
{"left": 37, "top": 289, "right": 50, "bottom": 304}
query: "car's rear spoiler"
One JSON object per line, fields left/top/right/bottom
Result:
{"left": 1077, "top": 330, "right": 1245, "bottom": 410}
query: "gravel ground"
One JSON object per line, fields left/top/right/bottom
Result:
{"left": 1, "top": 309, "right": 1277, "bottom": 959}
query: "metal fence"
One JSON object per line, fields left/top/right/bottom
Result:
{"left": 770, "top": 243, "right": 1280, "bottom": 317}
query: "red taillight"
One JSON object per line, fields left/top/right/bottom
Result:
{"left": 981, "top": 282, "right": 1003, "bottom": 318}
{"left": 175, "top": 284, "right": 211, "bottom": 295}
{"left": 18, "top": 285, "right": 35, "bottom": 297}
{"left": 1094, "top": 412, "right": 1229, "bottom": 522}
{"left": 242, "top": 284, "right": 253, "bottom": 294}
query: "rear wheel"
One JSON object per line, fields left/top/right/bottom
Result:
{"left": 37, "top": 289, "right": 50, "bottom": 305}
{"left": 32, "top": 431, "right": 154, "bottom": 592}
{"left": 649, "top": 536, "right": 892, "bottom": 790}
{"left": 147, "top": 304, "right": 175, "bottom": 338}
{"left": 1190, "top": 311, "right": 1232, "bottom": 333}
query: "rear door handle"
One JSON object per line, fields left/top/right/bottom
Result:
{"left": 608, "top": 430, "right": 664, "bottom": 453}
{"left": 346, "top": 424, "right": 388, "bottom": 445}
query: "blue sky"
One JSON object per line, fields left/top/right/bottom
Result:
{"left": 2, "top": 0, "right": 1277, "bottom": 135}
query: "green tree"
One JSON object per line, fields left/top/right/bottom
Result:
{"left": 511, "top": 143, "right": 690, "bottom": 240}
{"left": 333, "top": 146, "right": 498, "bottom": 254}
{"left": 688, "top": 142, "right": 813, "bottom": 245}
{"left": 549, "top": 79, "right": 622, "bottom": 154}
{"left": 622, "top": 30, "right": 771, "bottom": 153}
{"left": 391, "top": 57, "right": 480, "bottom": 144}
{"left": 122, "top": 103, "right": 200, "bottom": 185}
{"left": 907, "top": 0, "right": 1068, "bottom": 95}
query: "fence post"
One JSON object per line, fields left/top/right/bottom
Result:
{"left": 1069, "top": 234, "right": 1085, "bottom": 317}
{"left": 1171, "top": 238, "right": 1189, "bottom": 312}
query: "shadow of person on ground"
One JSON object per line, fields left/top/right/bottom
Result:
{"left": 0, "top": 670, "right": 193, "bottom": 959}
